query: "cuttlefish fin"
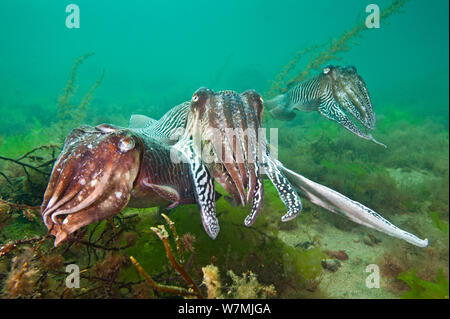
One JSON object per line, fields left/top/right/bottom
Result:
{"left": 129, "top": 114, "right": 156, "bottom": 129}
{"left": 278, "top": 162, "right": 428, "bottom": 247}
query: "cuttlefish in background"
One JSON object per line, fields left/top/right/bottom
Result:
{"left": 41, "top": 85, "right": 427, "bottom": 247}
{"left": 266, "top": 65, "right": 386, "bottom": 147}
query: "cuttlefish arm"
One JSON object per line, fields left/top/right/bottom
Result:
{"left": 173, "top": 134, "right": 220, "bottom": 239}
{"left": 262, "top": 152, "right": 303, "bottom": 223}
{"left": 174, "top": 88, "right": 267, "bottom": 237}
{"left": 172, "top": 92, "right": 220, "bottom": 239}
{"left": 277, "top": 161, "right": 428, "bottom": 247}
{"left": 41, "top": 124, "right": 142, "bottom": 246}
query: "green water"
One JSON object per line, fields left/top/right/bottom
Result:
{"left": 0, "top": 0, "right": 448, "bottom": 299}
{"left": 0, "top": 0, "right": 448, "bottom": 132}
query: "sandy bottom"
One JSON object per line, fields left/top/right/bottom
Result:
{"left": 277, "top": 199, "right": 445, "bottom": 298}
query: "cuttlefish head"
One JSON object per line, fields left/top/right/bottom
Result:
{"left": 321, "top": 65, "right": 385, "bottom": 146}
{"left": 186, "top": 87, "right": 265, "bottom": 209}
{"left": 324, "top": 65, "right": 375, "bottom": 129}
{"left": 41, "top": 125, "right": 142, "bottom": 246}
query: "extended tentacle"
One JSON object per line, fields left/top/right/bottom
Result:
{"left": 278, "top": 162, "right": 428, "bottom": 247}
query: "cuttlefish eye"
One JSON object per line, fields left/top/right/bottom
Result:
{"left": 119, "top": 137, "right": 135, "bottom": 153}
{"left": 323, "top": 66, "right": 331, "bottom": 75}
{"left": 192, "top": 94, "right": 199, "bottom": 102}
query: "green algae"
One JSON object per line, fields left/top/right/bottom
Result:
{"left": 0, "top": 215, "right": 47, "bottom": 241}
{"left": 117, "top": 180, "right": 327, "bottom": 297}
{"left": 282, "top": 246, "right": 326, "bottom": 281}
{"left": 398, "top": 268, "right": 449, "bottom": 299}
{"left": 429, "top": 211, "right": 449, "bottom": 234}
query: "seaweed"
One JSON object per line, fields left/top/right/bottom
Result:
{"left": 266, "top": 0, "right": 411, "bottom": 98}
{"left": 429, "top": 212, "right": 449, "bottom": 234}
{"left": 129, "top": 213, "right": 278, "bottom": 299}
{"left": 0, "top": 211, "right": 147, "bottom": 299}
{"left": 130, "top": 213, "right": 203, "bottom": 299}
{"left": 0, "top": 145, "right": 59, "bottom": 204}
{"left": 0, "top": 53, "right": 105, "bottom": 211}
{"left": 398, "top": 268, "right": 449, "bottom": 299}
{"left": 282, "top": 246, "right": 326, "bottom": 292}
{"left": 56, "top": 52, "right": 104, "bottom": 139}
{"left": 224, "top": 269, "right": 276, "bottom": 299}
{"left": 122, "top": 180, "right": 328, "bottom": 298}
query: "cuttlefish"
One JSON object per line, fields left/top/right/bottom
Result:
{"left": 266, "top": 65, "right": 386, "bottom": 147}
{"left": 41, "top": 86, "right": 428, "bottom": 248}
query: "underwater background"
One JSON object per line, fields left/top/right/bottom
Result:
{"left": 0, "top": 0, "right": 448, "bottom": 298}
